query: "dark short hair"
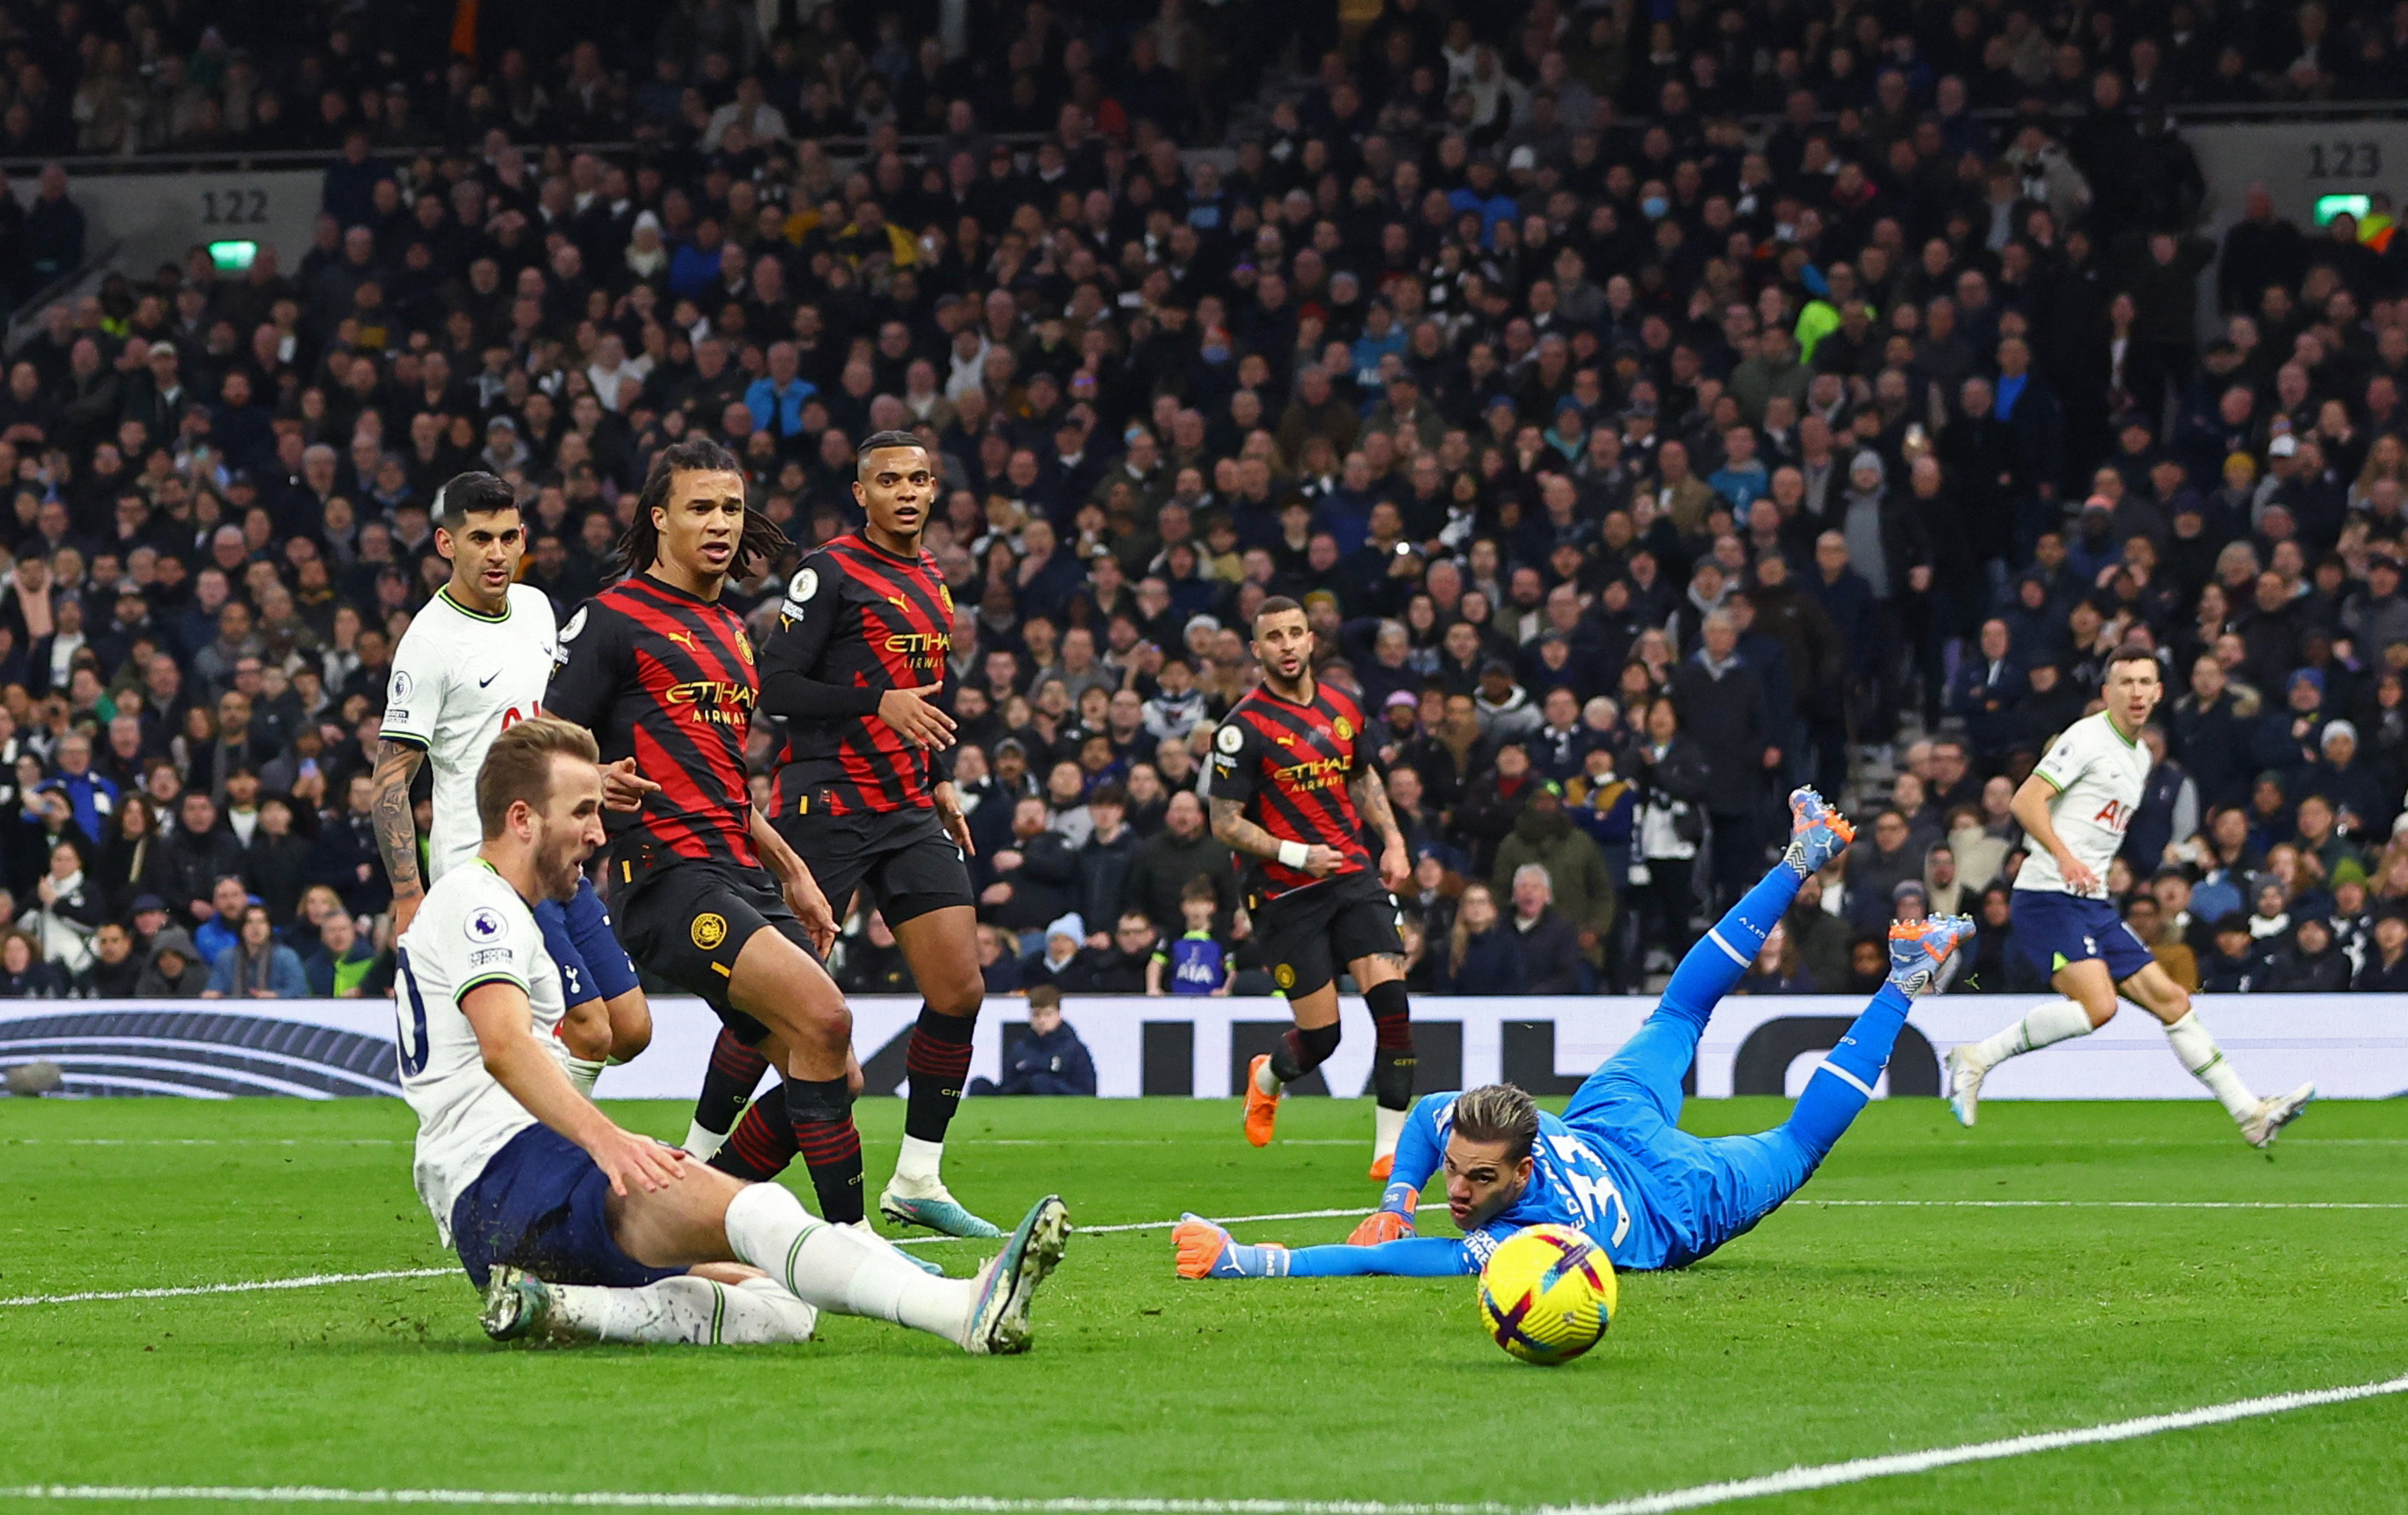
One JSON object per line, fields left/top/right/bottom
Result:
{"left": 1026, "top": 984, "right": 1062, "bottom": 1011}
{"left": 2106, "top": 642, "right": 2160, "bottom": 676}
{"left": 855, "top": 429, "right": 930, "bottom": 477}
{"left": 1252, "top": 595, "right": 1304, "bottom": 629}
{"left": 434, "top": 471, "right": 516, "bottom": 533}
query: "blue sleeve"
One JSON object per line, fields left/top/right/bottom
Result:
{"left": 205, "top": 951, "right": 237, "bottom": 994}
{"left": 1379, "top": 1093, "right": 1449, "bottom": 1213}
{"left": 1286, "top": 1237, "right": 1476, "bottom": 1278}
{"left": 1063, "top": 1038, "right": 1097, "bottom": 1096}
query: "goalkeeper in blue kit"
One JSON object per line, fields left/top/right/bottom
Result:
{"left": 1174, "top": 789, "right": 1974, "bottom": 1281}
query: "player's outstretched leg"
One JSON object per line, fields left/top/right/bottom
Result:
{"left": 1668, "top": 787, "right": 1853, "bottom": 1029}
{"left": 686, "top": 1027, "right": 774, "bottom": 1160}
{"left": 482, "top": 1267, "right": 818, "bottom": 1345}
{"left": 881, "top": 905, "right": 1001, "bottom": 1238}
{"left": 717, "top": 1182, "right": 1070, "bottom": 1356}
{"left": 2119, "top": 962, "right": 2315, "bottom": 1149}
{"left": 1786, "top": 915, "right": 1976, "bottom": 1160}
{"left": 1684, "top": 914, "right": 1978, "bottom": 1261}
{"left": 1944, "top": 982, "right": 2101, "bottom": 1128}
{"left": 1573, "top": 789, "right": 1854, "bottom": 1130}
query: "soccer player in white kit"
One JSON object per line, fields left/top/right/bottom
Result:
{"left": 1945, "top": 646, "right": 2315, "bottom": 1148}
{"left": 395, "top": 715, "right": 1069, "bottom": 1349}
{"left": 374, "top": 471, "right": 655, "bottom": 1095}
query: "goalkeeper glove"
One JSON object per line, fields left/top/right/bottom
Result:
{"left": 1347, "top": 1181, "right": 1420, "bottom": 1246}
{"left": 1174, "top": 1213, "right": 1292, "bottom": 1278}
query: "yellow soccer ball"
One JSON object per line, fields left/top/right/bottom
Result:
{"left": 1476, "top": 1223, "right": 1617, "bottom": 1365}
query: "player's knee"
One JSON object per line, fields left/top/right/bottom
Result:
{"left": 1296, "top": 1020, "right": 1341, "bottom": 1062}
{"left": 927, "top": 972, "right": 982, "bottom": 1020}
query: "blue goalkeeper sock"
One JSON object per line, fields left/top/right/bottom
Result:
{"left": 1659, "top": 864, "right": 1804, "bottom": 1031}
{"left": 1785, "top": 983, "right": 1914, "bottom": 1161}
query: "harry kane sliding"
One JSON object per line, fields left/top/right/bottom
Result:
{"left": 1945, "top": 644, "right": 2313, "bottom": 1149}
{"left": 393, "top": 714, "right": 1068, "bottom": 1349}
{"left": 1174, "top": 790, "right": 1962, "bottom": 1282}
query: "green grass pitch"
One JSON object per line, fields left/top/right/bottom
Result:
{"left": 3, "top": 1094, "right": 2406, "bottom": 1513}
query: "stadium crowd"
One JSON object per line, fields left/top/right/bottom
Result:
{"left": 2, "top": 0, "right": 2408, "bottom": 1005}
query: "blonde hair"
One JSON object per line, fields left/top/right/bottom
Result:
{"left": 476, "top": 716, "right": 600, "bottom": 838}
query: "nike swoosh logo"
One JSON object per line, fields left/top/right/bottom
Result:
{"left": 478, "top": 670, "right": 501, "bottom": 688}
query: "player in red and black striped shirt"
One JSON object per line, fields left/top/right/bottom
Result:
{"left": 545, "top": 438, "right": 885, "bottom": 1234}
{"left": 748, "top": 430, "right": 997, "bottom": 1239}
{"left": 1208, "top": 596, "right": 1419, "bottom": 1179}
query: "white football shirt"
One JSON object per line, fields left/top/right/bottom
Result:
{"left": 382, "top": 584, "right": 559, "bottom": 882}
{"left": 2015, "top": 710, "right": 2152, "bottom": 898}
{"left": 394, "top": 860, "right": 568, "bottom": 1244}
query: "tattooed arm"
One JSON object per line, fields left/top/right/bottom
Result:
{"left": 1211, "top": 794, "right": 1345, "bottom": 876}
{"left": 1349, "top": 765, "right": 1412, "bottom": 891}
{"left": 370, "top": 739, "right": 427, "bottom": 937}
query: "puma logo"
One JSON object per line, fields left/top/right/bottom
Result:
{"left": 664, "top": 631, "right": 696, "bottom": 652}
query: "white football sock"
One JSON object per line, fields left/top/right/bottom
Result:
{"left": 1254, "top": 1058, "right": 1281, "bottom": 1096}
{"left": 2164, "top": 1011, "right": 2259, "bottom": 1120}
{"left": 1967, "top": 1000, "right": 2095, "bottom": 1072}
{"left": 722, "top": 1182, "right": 972, "bottom": 1344}
{"left": 564, "top": 1056, "right": 607, "bottom": 1097}
{"left": 538, "top": 1274, "right": 817, "bottom": 1345}
{"left": 682, "top": 1120, "right": 730, "bottom": 1162}
{"left": 891, "top": 1134, "right": 945, "bottom": 1190}
{"left": 1372, "top": 1105, "right": 1406, "bottom": 1162}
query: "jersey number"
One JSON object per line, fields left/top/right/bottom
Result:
{"left": 1546, "top": 1134, "right": 1634, "bottom": 1246}
{"left": 395, "top": 947, "right": 431, "bottom": 1076}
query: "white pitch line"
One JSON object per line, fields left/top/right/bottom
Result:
{"left": 0, "top": 1139, "right": 409, "bottom": 1147}
{"left": 1539, "top": 1370, "right": 2408, "bottom": 1514}
{"left": 1, "top": 1369, "right": 2403, "bottom": 1513}
{"left": 10, "top": 1194, "right": 2401, "bottom": 1300}
{"left": 0, "top": 1270, "right": 455, "bottom": 1308}
{"left": 1804, "top": 1199, "right": 2408, "bottom": 1211}
{"left": 0, "top": 1491, "right": 1490, "bottom": 1514}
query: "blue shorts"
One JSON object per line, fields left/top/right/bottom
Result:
{"left": 2012, "top": 889, "right": 2153, "bottom": 982}
{"left": 534, "top": 875, "right": 642, "bottom": 1009}
{"left": 448, "top": 1123, "right": 684, "bottom": 1291}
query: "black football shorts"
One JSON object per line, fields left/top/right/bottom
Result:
{"left": 776, "top": 803, "right": 975, "bottom": 928}
{"left": 1248, "top": 868, "right": 1404, "bottom": 1000}
{"left": 611, "top": 857, "right": 814, "bottom": 1044}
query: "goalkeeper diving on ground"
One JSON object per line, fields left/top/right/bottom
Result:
{"left": 1174, "top": 788, "right": 1967, "bottom": 1281}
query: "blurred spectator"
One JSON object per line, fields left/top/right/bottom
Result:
{"left": 201, "top": 902, "right": 306, "bottom": 998}
{"left": 301, "top": 911, "right": 379, "bottom": 997}
{"left": 968, "top": 986, "right": 1096, "bottom": 1097}
{"left": 1147, "top": 877, "right": 1230, "bottom": 994}
{"left": 1506, "top": 862, "right": 1585, "bottom": 994}
{"left": 1441, "top": 881, "right": 1522, "bottom": 994}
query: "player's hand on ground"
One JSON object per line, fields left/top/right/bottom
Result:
{"left": 590, "top": 1127, "right": 688, "bottom": 1196}
{"left": 1301, "top": 845, "right": 1347, "bottom": 876}
{"left": 1378, "top": 841, "right": 1411, "bottom": 892}
{"left": 1348, "top": 1209, "right": 1415, "bottom": 1246}
{"left": 876, "top": 685, "right": 957, "bottom": 750}
{"left": 601, "top": 757, "right": 663, "bottom": 812}
{"left": 389, "top": 888, "right": 423, "bottom": 942}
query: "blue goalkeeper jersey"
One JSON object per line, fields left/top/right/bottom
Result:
{"left": 1397, "top": 1092, "right": 1678, "bottom": 1273}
